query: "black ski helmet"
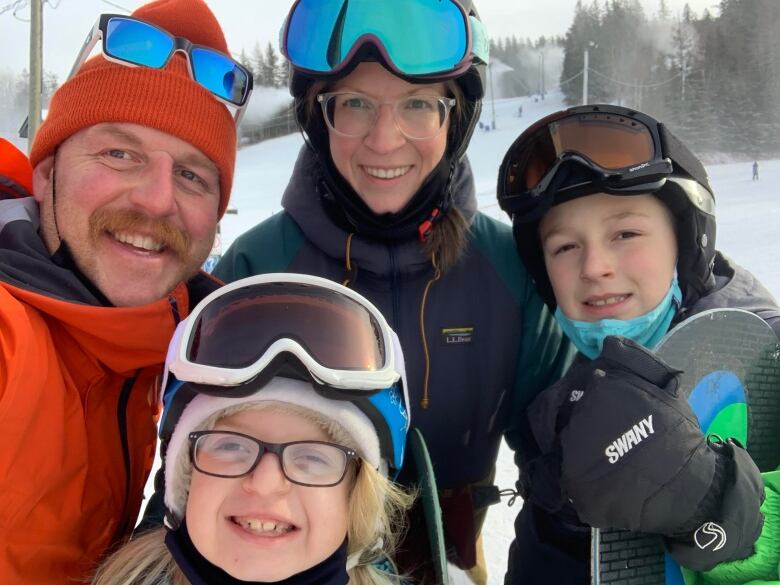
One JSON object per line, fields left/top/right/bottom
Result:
{"left": 497, "top": 104, "right": 717, "bottom": 312}
{"left": 282, "top": 0, "right": 488, "bottom": 239}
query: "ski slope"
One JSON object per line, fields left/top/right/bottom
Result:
{"left": 217, "top": 91, "right": 780, "bottom": 583}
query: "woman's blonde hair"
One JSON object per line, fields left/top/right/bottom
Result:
{"left": 91, "top": 402, "right": 414, "bottom": 585}
{"left": 301, "top": 78, "right": 471, "bottom": 274}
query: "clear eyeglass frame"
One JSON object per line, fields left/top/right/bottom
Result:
{"left": 188, "top": 430, "right": 358, "bottom": 488}
{"left": 317, "top": 91, "right": 457, "bottom": 141}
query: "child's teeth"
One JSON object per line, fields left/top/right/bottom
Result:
{"left": 238, "top": 518, "right": 293, "bottom": 534}
{"left": 590, "top": 295, "right": 627, "bottom": 306}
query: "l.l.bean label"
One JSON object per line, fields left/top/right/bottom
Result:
{"left": 441, "top": 326, "right": 474, "bottom": 345}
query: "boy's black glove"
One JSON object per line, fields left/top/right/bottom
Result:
{"left": 559, "top": 336, "right": 763, "bottom": 569}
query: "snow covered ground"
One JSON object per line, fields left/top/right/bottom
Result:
{"left": 214, "top": 91, "right": 780, "bottom": 583}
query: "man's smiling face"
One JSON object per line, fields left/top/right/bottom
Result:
{"left": 32, "top": 123, "right": 220, "bottom": 307}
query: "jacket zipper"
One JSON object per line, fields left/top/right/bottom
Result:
{"left": 112, "top": 294, "right": 182, "bottom": 542}
{"left": 418, "top": 255, "right": 441, "bottom": 409}
{"left": 388, "top": 245, "right": 401, "bottom": 331}
{"left": 111, "top": 371, "right": 140, "bottom": 543}
{"left": 168, "top": 295, "right": 182, "bottom": 326}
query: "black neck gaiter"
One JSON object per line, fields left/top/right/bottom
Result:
{"left": 50, "top": 240, "right": 113, "bottom": 306}
{"left": 165, "top": 518, "right": 350, "bottom": 585}
{"left": 317, "top": 146, "right": 454, "bottom": 241}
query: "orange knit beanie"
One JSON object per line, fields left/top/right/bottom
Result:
{"left": 29, "top": 0, "right": 237, "bottom": 217}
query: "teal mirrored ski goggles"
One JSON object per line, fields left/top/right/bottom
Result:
{"left": 281, "top": 0, "right": 489, "bottom": 79}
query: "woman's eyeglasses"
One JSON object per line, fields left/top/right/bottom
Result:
{"left": 317, "top": 92, "right": 456, "bottom": 140}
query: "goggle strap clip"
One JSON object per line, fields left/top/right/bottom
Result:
{"left": 417, "top": 207, "right": 441, "bottom": 241}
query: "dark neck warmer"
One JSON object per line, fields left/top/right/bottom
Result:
{"left": 316, "top": 146, "right": 454, "bottom": 242}
{"left": 165, "top": 519, "right": 350, "bottom": 585}
{"left": 50, "top": 240, "right": 113, "bottom": 306}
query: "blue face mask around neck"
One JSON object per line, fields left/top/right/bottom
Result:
{"left": 554, "top": 279, "right": 683, "bottom": 360}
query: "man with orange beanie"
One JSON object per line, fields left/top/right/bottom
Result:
{"left": 0, "top": 1, "right": 252, "bottom": 582}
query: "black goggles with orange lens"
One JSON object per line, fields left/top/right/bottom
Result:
{"left": 497, "top": 105, "right": 707, "bottom": 223}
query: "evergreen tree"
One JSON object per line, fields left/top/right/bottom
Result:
{"left": 277, "top": 58, "right": 291, "bottom": 89}
{"left": 251, "top": 41, "right": 267, "bottom": 84}
{"left": 671, "top": 13, "right": 698, "bottom": 103}
{"left": 263, "top": 42, "right": 280, "bottom": 88}
{"left": 560, "top": 0, "right": 604, "bottom": 105}
{"left": 657, "top": 0, "right": 670, "bottom": 21}
{"left": 42, "top": 72, "right": 59, "bottom": 108}
{"left": 239, "top": 48, "right": 251, "bottom": 79}
{"left": 14, "top": 70, "right": 28, "bottom": 111}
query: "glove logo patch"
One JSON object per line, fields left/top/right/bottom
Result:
{"left": 694, "top": 522, "right": 727, "bottom": 552}
{"left": 604, "top": 415, "right": 654, "bottom": 464}
{"left": 569, "top": 390, "right": 584, "bottom": 402}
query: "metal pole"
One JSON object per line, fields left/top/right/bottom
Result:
{"left": 27, "top": 0, "right": 43, "bottom": 151}
{"left": 541, "top": 50, "right": 545, "bottom": 99}
{"left": 582, "top": 48, "right": 589, "bottom": 105}
{"left": 488, "top": 62, "right": 496, "bottom": 130}
{"left": 538, "top": 53, "right": 542, "bottom": 96}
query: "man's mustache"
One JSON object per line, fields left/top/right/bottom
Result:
{"left": 89, "top": 209, "right": 191, "bottom": 259}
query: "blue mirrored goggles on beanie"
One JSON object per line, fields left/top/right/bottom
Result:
{"left": 69, "top": 14, "right": 253, "bottom": 122}
{"left": 281, "top": 0, "right": 489, "bottom": 79}
{"left": 158, "top": 273, "right": 410, "bottom": 474}
{"left": 497, "top": 105, "right": 712, "bottom": 223}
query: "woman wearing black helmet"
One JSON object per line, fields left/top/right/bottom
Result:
{"left": 215, "top": 1, "right": 571, "bottom": 582}
{"left": 498, "top": 105, "right": 780, "bottom": 583}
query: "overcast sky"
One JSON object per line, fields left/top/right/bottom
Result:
{"left": 0, "top": 0, "right": 720, "bottom": 82}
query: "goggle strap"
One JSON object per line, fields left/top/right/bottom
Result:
{"left": 159, "top": 379, "right": 195, "bottom": 441}
{"left": 658, "top": 124, "right": 711, "bottom": 194}
{"left": 356, "top": 396, "right": 397, "bottom": 471}
{"left": 183, "top": 353, "right": 311, "bottom": 399}
{"left": 469, "top": 16, "right": 489, "bottom": 65}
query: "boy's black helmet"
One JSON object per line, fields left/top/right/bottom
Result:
{"left": 497, "top": 105, "right": 717, "bottom": 312}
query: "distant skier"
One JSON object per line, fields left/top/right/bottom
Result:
{"left": 498, "top": 104, "right": 780, "bottom": 583}
{"left": 753, "top": 160, "right": 760, "bottom": 181}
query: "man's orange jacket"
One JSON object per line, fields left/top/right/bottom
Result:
{"left": 0, "top": 197, "right": 219, "bottom": 583}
